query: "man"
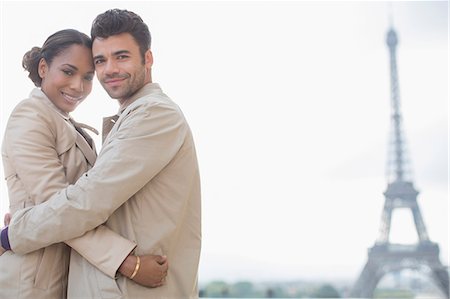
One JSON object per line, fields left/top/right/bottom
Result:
{"left": 1, "top": 9, "right": 202, "bottom": 299}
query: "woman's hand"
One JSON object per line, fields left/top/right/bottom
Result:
{"left": 119, "top": 254, "right": 168, "bottom": 288}
{"left": 4, "top": 213, "right": 11, "bottom": 226}
{"left": 0, "top": 213, "right": 11, "bottom": 256}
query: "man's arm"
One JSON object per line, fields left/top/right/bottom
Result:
{"left": 65, "top": 228, "right": 136, "bottom": 278}
{"left": 1, "top": 101, "right": 135, "bottom": 278}
{"left": 1, "top": 226, "right": 168, "bottom": 286}
{"left": 8, "top": 102, "right": 187, "bottom": 253}
{"left": 2, "top": 213, "right": 138, "bottom": 279}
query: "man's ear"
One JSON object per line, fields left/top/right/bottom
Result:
{"left": 145, "top": 50, "right": 153, "bottom": 68}
{"left": 38, "top": 58, "right": 48, "bottom": 79}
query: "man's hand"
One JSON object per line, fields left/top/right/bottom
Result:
{"left": 119, "top": 254, "right": 168, "bottom": 288}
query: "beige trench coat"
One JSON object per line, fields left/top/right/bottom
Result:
{"left": 0, "top": 89, "right": 136, "bottom": 299}
{"left": 9, "top": 83, "right": 202, "bottom": 299}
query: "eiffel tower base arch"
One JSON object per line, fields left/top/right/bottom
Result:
{"left": 350, "top": 242, "right": 449, "bottom": 298}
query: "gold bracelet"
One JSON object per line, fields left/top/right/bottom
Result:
{"left": 130, "top": 256, "right": 141, "bottom": 280}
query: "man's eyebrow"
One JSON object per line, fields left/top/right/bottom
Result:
{"left": 93, "top": 50, "right": 131, "bottom": 61}
{"left": 113, "top": 50, "right": 131, "bottom": 56}
{"left": 93, "top": 54, "right": 104, "bottom": 61}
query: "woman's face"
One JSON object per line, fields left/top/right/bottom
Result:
{"left": 39, "top": 44, "right": 94, "bottom": 113}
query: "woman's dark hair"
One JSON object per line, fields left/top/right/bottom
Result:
{"left": 22, "top": 29, "right": 92, "bottom": 87}
{"left": 91, "top": 9, "right": 151, "bottom": 63}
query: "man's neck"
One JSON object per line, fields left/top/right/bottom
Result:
{"left": 117, "top": 82, "right": 154, "bottom": 112}
{"left": 118, "top": 97, "right": 135, "bottom": 112}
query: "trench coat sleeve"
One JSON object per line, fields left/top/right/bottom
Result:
{"left": 9, "top": 102, "right": 187, "bottom": 253}
{"left": 65, "top": 227, "right": 136, "bottom": 278}
{"left": 4, "top": 103, "right": 136, "bottom": 277}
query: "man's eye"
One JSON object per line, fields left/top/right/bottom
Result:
{"left": 94, "top": 59, "right": 104, "bottom": 65}
{"left": 63, "top": 70, "right": 73, "bottom": 76}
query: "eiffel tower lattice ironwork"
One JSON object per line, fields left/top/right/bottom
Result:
{"left": 350, "top": 27, "right": 449, "bottom": 298}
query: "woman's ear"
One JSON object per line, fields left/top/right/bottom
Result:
{"left": 38, "top": 58, "right": 48, "bottom": 79}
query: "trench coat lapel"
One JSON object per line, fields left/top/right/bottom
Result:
{"left": 69, "top": 118, "right": 98, "bottom": 167}
{"left": 102, "top": 115, "right": 119, "bottom": 145}
{"left": 74, "top": 132, "right": 97, "bottom": 167}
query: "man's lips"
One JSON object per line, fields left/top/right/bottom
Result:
{"left": 104, "top": 76, "right": 127, "bottom": 86}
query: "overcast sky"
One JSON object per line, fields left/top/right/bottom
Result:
{"left": 1, "top": 0, "right": 448, "bottom": 285}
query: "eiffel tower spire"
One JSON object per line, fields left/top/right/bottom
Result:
{"left": 385, "top": 1, "right": 411, "bottom": 184}
{"left": 386, "top": 27, "right": 408, "bottom": 183}
{"left": 350, "top": 24, "right": 449, "bottom": 298}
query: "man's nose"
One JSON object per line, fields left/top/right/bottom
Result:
{"left": 104, "top": 59, "right": 119, "bottom": 75}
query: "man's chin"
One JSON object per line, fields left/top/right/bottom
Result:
{"left": 104, "top": 89, "right": 124, "bottom": 100}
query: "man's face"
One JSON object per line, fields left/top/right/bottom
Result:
{"left": 92, "top": 33, "right": 152, "bottom": 104}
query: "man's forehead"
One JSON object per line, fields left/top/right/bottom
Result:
{"left": 92, "top": 33, "right": 138, "bottom": 53}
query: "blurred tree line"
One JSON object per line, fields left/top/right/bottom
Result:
{"left": 199, "top": 280, "right": 341, "bottom": 298}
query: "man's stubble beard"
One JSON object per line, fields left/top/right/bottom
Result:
{"left": 102, "top": 66, "right": 147, "bottom": 101}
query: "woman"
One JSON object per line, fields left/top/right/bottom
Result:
{"left": 0, "top": 29, "right": 167, "bottom": 298}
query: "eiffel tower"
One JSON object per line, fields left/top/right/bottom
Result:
{"left": 350, "top": 27, "right": 449, "bottom": 298}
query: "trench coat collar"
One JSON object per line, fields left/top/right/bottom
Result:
{"left": 31, "top": 88, "right": 97, "bottom": 166}
{"left": 30, "top": 88, "right": 70, "bottom": 120}
{"left": 118, "top": 83, "right": 162, "bottom": 114}
{"left": 102, "top": 83, "right": 162, "bottom": 144}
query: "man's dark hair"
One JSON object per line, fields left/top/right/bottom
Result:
{"left": 91, "top": 9, "right": 151, "bottom": 63}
